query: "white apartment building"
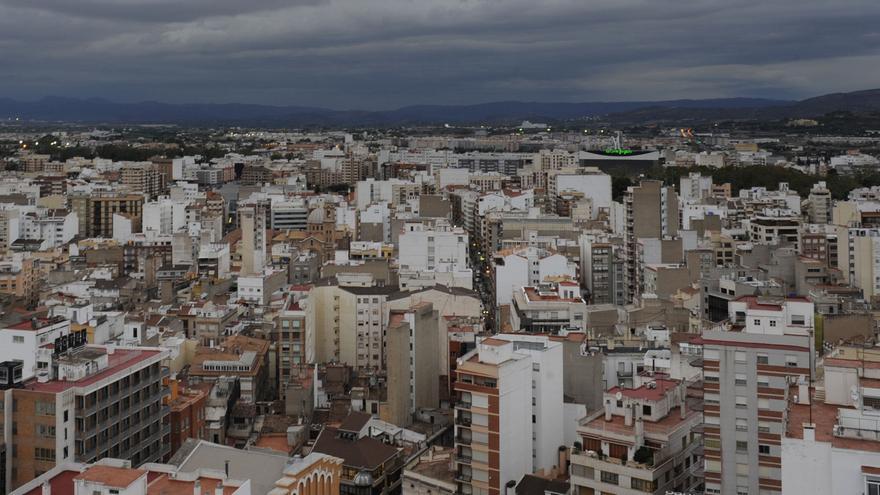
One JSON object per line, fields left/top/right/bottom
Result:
{"left": 702, "top": 296, "right": 814, "bottom": 495}
{"left": 493, "top": 247, "right": 577, "bottom": 306}
{"left": 0, "top": 315, "right": 71, "bottom": 380}
{"left": 680, "top": 173, "right": 713, "bottom": 203}
{"left": 453, "top": 334, "right": 563, "bottom": 495}
{"left": 547, "top": 168, "right": 612, "bottom": 219}
{"left": 509, "top": 282, "right": 587, "bottom": 335}
{"left": 782, "top": 346, "right": 880, "bottom": 495}
{"left": 21, "top": 208, "right": 78, "bottom": 249}
{"left": 398, "top": 220, "right": 472, "bottom": 289}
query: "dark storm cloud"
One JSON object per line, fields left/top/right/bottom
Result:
{"left": 0, "top": 0, "right": 878, "bottom": 108}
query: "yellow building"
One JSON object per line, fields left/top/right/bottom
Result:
{"left": 270, "top": 452, "right": 344, "bottom": 495}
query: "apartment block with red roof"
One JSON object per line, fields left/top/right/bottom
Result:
{"left": 0, "top": 343, "right": 170, "bottom": 493}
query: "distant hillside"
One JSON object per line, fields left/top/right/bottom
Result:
{"left": 0, "top": 90, "right": 877, "bottom": 126}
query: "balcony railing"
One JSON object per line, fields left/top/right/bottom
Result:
{"left": 456, "top": 416, "right": 472, "bottom": 427}
{"left": 456, "top": 401, "right": 472, "bottom": 409}
{"left": 454, "top": 473, "right": 472, "bottom": 483}
{"left": 456, "top": 435, "right": 472, "bottom": 445}
{"left": 455, "top": 454, "right": 472, "bottom": 464}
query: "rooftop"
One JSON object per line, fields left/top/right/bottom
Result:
{"left": 74, "top": 465, "right": 146, "bottom": 488}
{"left": 606, "top": 378, "right": 679, "bottom": 402}
{"left": 24, "top": 347, "right": 164, "bottom": 393}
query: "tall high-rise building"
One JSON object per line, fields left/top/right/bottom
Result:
{"left": 239, "top": 203, "right": 267, "bottom": 276}
{"left": 623, "top": 181, "right": 679, "bottom": 303}
{"left": 807, "top": 181, "right": 833, "bottom": 225}
{"left": 454, "top": 334, "right": 562, "bottom": 495}
{"left": 701, "top": 296, "right": 814, "bottom": 495}
{"left": 384, "top": 303, "right": 440, "bottom": 427}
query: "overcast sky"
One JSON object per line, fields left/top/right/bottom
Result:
{"left": 1, "top": 0, "right": 878, "bottom": 109}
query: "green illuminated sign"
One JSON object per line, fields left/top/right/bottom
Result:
{"left": 604, "top": 148, "right": 633, "bottom": 155}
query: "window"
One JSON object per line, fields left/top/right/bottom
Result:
{"left": 757, "top": 375, "right": 770, "bottom": 387}
{"left": 631, "top": 478, "right": 656, "bottom": 492}
{"left": 759, "top": 444, "right": 770, "bottom": 455}
{"left": 757, "top": 354, "right": 769, "bottom": 365}
{"left": 754, "top": 319, "right": 761, "bottom": 326}
{"left": 35, "top": 401, "right": 56, "bottom": 416}
{"left": 867, "top": 478, "right": 880, "bottom": 495}
{"left": 642, "top": 405, "right": 652, "bottom": 416}
{"left": 704, "top": 438, "right": 720, "bottom": 449}
{"left": 12, "top": 336, "right": 24, "bottom": 344}
{"left": 786, "top": 355, "right": 798, "bottom": 367}
{"left": 34, "top": 447, "right": 55, "bottom": 461}
{"left": 735, "top": 351, "right": 746, "bottom": 363}
{"left": 769, "top": 320, "right": 777, "bottom": 327}
{"left": 792, "top": 314, "right": 806, "bottom": 325}
{"left": 600, "top": 471, "right": 619, "bottom": 485}
{"left": 864, "top": 396, "right": 880, "bottom": 410}
{"left": 736, "top": 441, "right": 748, "bottom": 453}
{"left": 736, "top": 396, "right": 748, "bottom": 408}
{"left": 736, "top": 418, "right": 748, "bottom": 431}
{"left": 735, "top": 374, "right": 747, "bottom": 386}
{"left": 758, "top": 421, "right": 772, "bottom": 433}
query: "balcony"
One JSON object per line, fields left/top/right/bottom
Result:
{"left": 455, "top": 454, "right": 472, "bottom": 465}
{"left": 456, "top": 416, "right": 472, "bottom": 427}
{"left": 456, "top": 401, "right": 472, "bottom": 410}
{"left": 456, "top": 435, "right": 472, "bottom": 445}
{"left": 454, "top": 472, "right": 472, "bottom": 483}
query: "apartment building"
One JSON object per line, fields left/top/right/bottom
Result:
{"left": 188, "top": 335, "right": 270, "bottom": 403}
{"left": 0, "top": 342, "right": 170, "bottom": 492}
{"left": 121, "top": 164, "right": 167, "bottom": 199}
{"left": 164, "top": 379, "right": 207, "bottom": 462}
{"left": 305, "top": 283, "right": 397, "bottom": 369}
{"left": 546, "top": 167, "right": 612, "bottom": 219}
{"left": 0, "top": 255, "right": 38, "bottom": 306}
{"left": 807, "top": 181, "right": 833, "bottom": 224}
{"left": 509, "top": 282, "right": 587, "bottom": 335}
{"left": 781, "top": 346, "right": 880, "bottom": 494}
{"left": 69, "top": 192, "right": 144, "bottom": 238}
{"left": 454, "top": 334, "right": 563, "bottom": 495}
{"left": 701, "top": 296, "right": 815, "bottom": 495}
{"left": 276, "top": 296, "right": 308, "bottom": 383}
{"left": 748, "top": 211, "right": 801, "bottom": 248}
{"left": 623, "top": 181, "right": 679, "bottom": 304}
{"left": 176, "top": 301, "right": 239, "bottom": 346}
{"left": 570, "top": 376, "right": 703, "bottom": 494}
{"left": 384, "top": 303, "right": 440, "bottom": 427}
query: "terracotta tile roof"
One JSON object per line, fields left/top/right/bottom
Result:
{"left": 74, "top": 465, "right": 146, "bottom": 487}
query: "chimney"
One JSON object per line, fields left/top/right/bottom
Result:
{"left": 604, "top": 405, "right": 612, "bottom": 422}
{"left": 624, "top": 403, "right": 633, "bottom": 427}
{"left": 41, "top": 482, "right": 51, "bottom": 495}
{"left": 214, "top": 485, "right": 224, "bottom": 495}
{"left": 194, "top": 480, "right": 201, "bottom": 495}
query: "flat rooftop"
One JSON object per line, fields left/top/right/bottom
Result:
{"left": 23, "top": 347, "right": 163, "bottom": 393}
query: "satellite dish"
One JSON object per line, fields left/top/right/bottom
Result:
{"left": 615, "top": 391, "right": 623, "bottom": 401}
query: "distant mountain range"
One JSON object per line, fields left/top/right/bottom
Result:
{"left": 1, "top": 89, "right": 879, "bottom": 126}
